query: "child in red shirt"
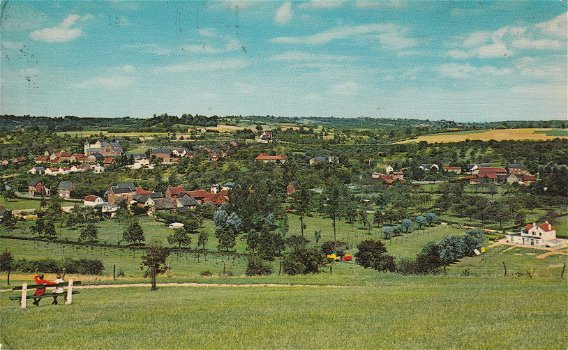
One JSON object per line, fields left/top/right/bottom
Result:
{"left": 33, "top": 274, "right": 56, "bottom": 306}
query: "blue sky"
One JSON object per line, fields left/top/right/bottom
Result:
{"left": 1, "top": 0, "right": 566, "bottom": 121}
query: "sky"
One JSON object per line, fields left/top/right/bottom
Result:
{"left": 0, "top": 0, "right": 566, "bottom": 121}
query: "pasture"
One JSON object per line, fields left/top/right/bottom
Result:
{"left": 400, "top": 128, "right": 568, "bottom": 143}
{"left": 0, "top": 277, "right": 566, "bottom": 349}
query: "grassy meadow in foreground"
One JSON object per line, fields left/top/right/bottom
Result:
{"left": 1, "top": 277, "right": 566, "bottom": 350}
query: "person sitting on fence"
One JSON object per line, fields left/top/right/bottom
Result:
{"left": 33, "top": 274, "right": 56, "bottom": 306}
{"left": 51, "top": 270, "right": 66, "bottom": 305}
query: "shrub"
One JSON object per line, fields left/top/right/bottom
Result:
{"left": 200, "top": 270, "right": 213, "bottom": 277}
{"left": 283, "top": 247, "right": 326, "bottom": 275}
{"left": 63, "top": 259, "right": 105, "bottom": 275}
{"left": 396, "top": 258, "right": 417, "bottom": 275}
{"left": 246, "top": 255, "right": 272, "bottom": 276}
{"left": 355, "top": 239, "right": 396, "bottom": 272}
{"left": 15, "top": 258, "right": 104, "bottom": 275}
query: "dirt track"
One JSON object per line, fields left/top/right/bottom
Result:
{"left": 75, "top": 282, "right": 351, "bottom": 289}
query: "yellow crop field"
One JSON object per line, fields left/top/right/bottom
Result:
{"left": 205, "top": 124, "right": 247, "bottom": 132}
{"left": 399, "top": 128, "right": 568, "bottom": 144}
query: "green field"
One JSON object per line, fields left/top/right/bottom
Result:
{"left": 1, "top": 277, "right": 566, "bottom": 349}
{"left": 534, "top": 129, "right": 568, "bottom": 137}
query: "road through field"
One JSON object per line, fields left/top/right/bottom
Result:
{"left": 74, "top": 282, "right": 351, "bottom": 289}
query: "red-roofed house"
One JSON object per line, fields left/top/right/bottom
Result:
{"left": 255, "top": 153, "right": 287, "bottom": 164}
{"left": 186, "top": 190, "right": 212, "bottom": 204}
{"left": 475, "top": 167, "right": 508, "bottom": 182}
{"left": 520, "top": 174, "right": 537, "bottom": 186}
{"left": 165, "top": 186, "right": 186, "bottom": 199}
{"left": 136, "top": 187, "right": 154, "bottom": 195}
{"left": 443, "top": 166, "right": 462, "bottom": 174}
{"left": 507, "top": 221, "right": 560, "bottom": 247}
{"left": 84, "top": 195, "right": 104, "bottom": 206}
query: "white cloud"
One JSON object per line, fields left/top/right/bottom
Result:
{"left": 535, "top": 12, "right": 567, "bottom": 38}
{"left": 197, "top": 28, "right": 218, "bottom": 38}
{"left": 74, "top": 76, "right": 133, "bottom": 90}
{"left": 511, "top": 38, "right": 564, "bottom": 50}
{"left": 123, "top": 43, "right": 173, "bottom": 56}
{"left": 30, "top": 14, "right": 92, "bottom": 43}
{"left": 1, "top": 41, "right": 24, "bottom": 49}
{"left": 437, "top": 63, "right": 512, "bottom": 79}
{"left": 120, "top": 65, "right": 136, "bottom": 73}
{"left": 272, "top": 23, "right": 398, "bottom": 45}
{"left": 514, "top": 57, "right": 566, "bottom": 80}
{"left": 449, "top": 12, "right": 567, "bottom": 59}
{"left": 355, "top": 0, "right": 406, "bottom": 9}
{"left": 158, "top": 58, "right": 250, "bottom": 73}
{"left": 463, "top": 31, "right": 491, "bottom": 47}
{"left": 275, "top": 2, "right": 293, "bottom": 25}
{"left": 376, "top": 30, "right": 417, "bottom": 50}
{"left": 299, "top": 1, "right": 343, "bottom": 9}
{"left": 181, "top": 39, "right": 240, "bottom": 54}
{"left": 330, "top": 81, "right": 360, "bottom": 96}
{"left": 270, "top": 50, "right": 353, "bottom": 62}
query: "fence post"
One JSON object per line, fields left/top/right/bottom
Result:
{"left": 561, "top": 262, "right": 566, "bottom": 279}
{"left": 502, "top": 261, "right": 507, "bottom": 277}
{"left": 21, "top": 283, "right": 27, "bottom": 309}
{"left": 113, "top": 265, "right": 116, "bottom": 281}
{"left": 65, "top": 279, "right": 74, "bottom": 305}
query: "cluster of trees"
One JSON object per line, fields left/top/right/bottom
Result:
{"left": 398, "top": 230, "right": 485, "bottom": 275}
{"left": 380, "top": 212, "right": 437, "bottom": 239}
{"left": 10, "top": 257, "right": 104, "bottom": 275}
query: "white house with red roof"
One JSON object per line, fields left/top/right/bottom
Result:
{"left": 255, "top": 153, "right": 287, "bottom": 164}
{"left": 84, "top": 195, "right": 104, "bottom": 206}
{"left": 506, "top": 221, "right": 561, "bottom": 247}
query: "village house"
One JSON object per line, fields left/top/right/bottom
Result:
{"left": 371, "top": 172, "right": 405, "bottom": 187}
{"left": 28, "top": 179, "right": 50, "bottom": 196}
{"left": 127, "top": 154, "right": 152, "bottom": 169}
{"left": 34, "top": 155, "right": 50, "bottom": 164}
{"left": 176, "top": 195, "right": 198, "bottom": 210}
{"left": 44, "top": 167, "right": 61, "bottom": 176}
{"left": 309, "top": 156, "right": 339, "bottom": 166}
{"left": 151, "top": 198, "right": 177, "bottom": 214}
{"left": 506, "top": 221, "right": 561, "bottom": 247}
{"left": 107, "top": 183, "right": 137, "bottom": 205}
{"left": 91, "top": 163, "right": 105, "bottom": 173}
{"left": 165, "top": 186, "right": 186, "bottom": 199}
{"left": 84, "top": 140, "right": 123, "bottom": 157}
{"left": 87, "top": 153, "right": 103, "bottom": 164}
{"left": 507, "top": 164, "right": 523, "bottom": 175}
{"left": 186, "top": 190, "right": 211, "bottom": 204}
{"left": 443, "top": 165, "right": 462, "bottom": 174}
{"left": 28, "top": 166, "right": 45, "bottom": 175}
{"left": 103, "top": 157, "right": 115, "bottom": 168}
{"left": 257, "top": 130, "right": 274, "bottom": 143}
{"left": 132, "top": 194, "right": 155, "bottom": 208}
{"left": 255, "top": 153, "right": 287, "bottom": 164}
{"left": 57, "top": 180, "right": 74, "bottom": 199}
{"left": 151, "top": 148, "right": 176, "bottom": 164}
{"left": 84, "top": 195, "right": 104, "bottom": 206}
{"left": 473, "top": 167, "right": 508, "bottom": 183}
{"left": 419, "top": 163, "right": 440, "bottom": 172}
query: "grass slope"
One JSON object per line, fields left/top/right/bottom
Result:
{"left": 1, "top": 277, "right": 566, "bottom": 349}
